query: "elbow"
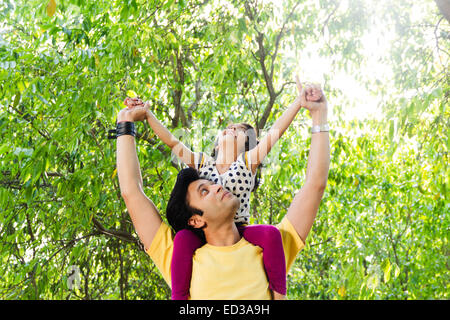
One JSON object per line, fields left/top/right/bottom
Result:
{"left": 306, "top": 170, "right": 329, "bottom": 194}
{"left": 120, "top": 189, "right": 142, "bottom": 206}
{"left": 120, "top": 189, "right": 131, "bottom": 201}
{"left": 316, "top": 182, "right": 327, "bottom": 194}
{"left": 306, "top": 179, "right": 328, "bottom": 195}
{"left": 313, "top": 183, "right": 327, "bottom": 195}
{"left": 120, "top": 184, "right": 142, "bottom": 201}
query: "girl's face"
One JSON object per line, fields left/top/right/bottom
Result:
{"left": 216, "top": 123, "right": 248, "bottom": 155}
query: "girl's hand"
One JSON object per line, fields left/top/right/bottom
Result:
{"left": 117, "top": 101, "right": 150, "bottom": 123}
{"left": 296, "top": 76, "right": 327, "bottom": 115}
{"left": 124, "top": 97, "right": 144, "bottom": 108}
{"left": 295, "top": 75, "right": 322, "bottom": 102}
{"left": 305, "top": 86, "right": 322, "bottom": 102}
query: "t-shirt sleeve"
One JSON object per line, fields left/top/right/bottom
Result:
{"left": 236, "top": 152, "right": 251, "bottom": 171}
{"left": 276, "top": 216, "right": 305, "bottom": 272}
{"left": 193, "top": 152, "right": 203, "bottom": 170}
{"left": 194, "top": 152, "right": 215, "bottom": 171}
{"left": 145, "top": 222, "right": 175, "bottom": 287}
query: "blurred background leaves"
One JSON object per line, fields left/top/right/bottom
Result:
{"left": 0, "top": 0, "right": 448, "bottom": 299}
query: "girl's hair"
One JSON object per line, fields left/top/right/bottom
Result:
{"left": 211, "top": 122, "right": 262, "bottom": 192}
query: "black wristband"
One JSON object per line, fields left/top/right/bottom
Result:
{"left": 107, "top": 122, "right": 136, "bottom": 139}
{"left": 117, "top": 121, "right": 136, "bottom": 137}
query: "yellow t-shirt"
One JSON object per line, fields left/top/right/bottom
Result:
{"left": 146, "top": 217, "right": 305, "bottom": 300}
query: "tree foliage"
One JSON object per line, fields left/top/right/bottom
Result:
{"left": 0, "top": 0, "right": 448, "bottom": 299}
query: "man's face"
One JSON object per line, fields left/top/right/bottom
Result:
{"left": 186, "top": 179, "right": 239, "bottom": 229}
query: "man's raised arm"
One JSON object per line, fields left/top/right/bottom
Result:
{"left": 286, "top": 83, "right": 330, "bottom": 243}
{"left": 116, "top": 106, "right": 162, "bottom": 251}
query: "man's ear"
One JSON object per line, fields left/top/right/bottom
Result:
{"left": 188, "top": 214, "right": 206, "bottom": 229}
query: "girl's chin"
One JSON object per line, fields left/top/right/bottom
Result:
{"left": 218, "top": 136, "right": 237, "bottom": 145}
{"left": 222, "top": 133, "right": 237, "bottom": 139}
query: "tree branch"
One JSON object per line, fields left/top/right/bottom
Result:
{"left": 270, "top": 0, "right": 302, "bottom": 79}
{"left": 254, "top": 32, "right": 276, "bottom": 131}
{"left": 91, "top": 217, "right": 144, "bottom": 251}
{"left": 321, "top": 1, "right": 340, "bottom": 54}
{"left": 433, "top": 17, "right": 449, "bottom": 67}
{"left": 9, "top": 104, "right": 51, "bottom": 141}
{"left": 245, "top": 2, "right": 301, "bottom": 131}
{"left": 171, "top": 49, "right": 189, "bottom": 128}
{"left": 434, "top": 0, "right": 450, "bottom": 24}
{"left": 185, "top": 55, "right": 203, "bottom": 123}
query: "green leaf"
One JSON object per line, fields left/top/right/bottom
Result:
{"left": 381, "top": 258, "right": 391, "bottom": 282}
{"left": 126, "top": 90, "right": 137, "bottom": 98}
{"left": 367, "top": 274, "right": 379, "bottom": 292}
{"left": 391, "top": 263, "right": 400, "bottom": 279}
{"left": 13, "top": 91, "right": 21, "bottom": 106}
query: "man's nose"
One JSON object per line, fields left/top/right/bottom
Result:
{"left": 213, "top": 184, "right": 223, "bottom": 193}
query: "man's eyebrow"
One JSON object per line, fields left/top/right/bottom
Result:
{"left": 196, "top": 182, "right": 205, "bottom": 193}
{"left": 196, "top": 180, "right": 213, "bottom": 193}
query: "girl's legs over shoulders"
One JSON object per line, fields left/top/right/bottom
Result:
{"left": 239, "top": 224, "right": 287, "bottom": 298}
{"left": 171, "top": 229, "right": 204, "bottom": 300}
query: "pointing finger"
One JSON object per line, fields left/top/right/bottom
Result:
{"left": 295, "top": 74, "right": 302, "bottom": 93}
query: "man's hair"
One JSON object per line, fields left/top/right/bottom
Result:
{"left": 166, "top": 167, "right": 205, "bottom": 241}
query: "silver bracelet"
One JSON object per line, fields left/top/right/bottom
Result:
{"left": 311, "top": 123, "right": 329, "bottom": 134}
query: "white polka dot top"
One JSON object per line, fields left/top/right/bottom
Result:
{"left": 195, "top": 152, "right": 255, "bottom": 224}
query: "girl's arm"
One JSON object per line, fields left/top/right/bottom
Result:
{"left": 248, "top": 77, "right": 319, "bottom": 173}
{"left": 248, "top": 78, "right": 303, "bottom": 173}
{"left": 248, "top": 97, "right": 302, "bottom": 174}
{"left": 145, "top": 107, "right": 196, "bottom": 168}
{"left": 125, "top": 98, "right": 196, "bottom": 168}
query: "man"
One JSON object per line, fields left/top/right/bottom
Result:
{"left": 116, "top": 82, "right": 330, "bottom": 299}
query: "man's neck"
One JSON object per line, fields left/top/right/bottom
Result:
{"left": 204, "top": 222, "right": 241, "bottom": 247}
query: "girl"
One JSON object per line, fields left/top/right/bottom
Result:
{"left": 125, "top": 77, "right": 322, "bottom": 299}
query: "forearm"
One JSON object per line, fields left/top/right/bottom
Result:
{"left": 146, "top": 112, "right": 179, "bottom": 149}
{"left": 251, "top": 97, "right": 302, "bottom": 167}
{"left": 117, "top": 135, "right": 144, "bottom": 196}
{"left": 146, "top": 112, "right": 195, "bottom": 166}
{"left": 305, "top": 109, "right": 330, "bottom": 189}
{"left": 270, "top": 97, "right": 302, "bottom": 136}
